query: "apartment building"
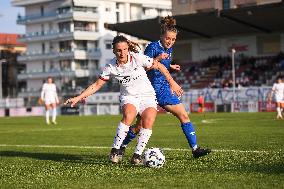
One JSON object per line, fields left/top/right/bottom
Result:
{"left": 172, "top": 0, "right": 281, "bottom": 15}
{"left": 12, "top": 0, "right": 171, "bottom": 103}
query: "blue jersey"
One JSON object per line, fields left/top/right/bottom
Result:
{"left": 145, "top": 41, "right": 173, "bottom": 85}
{"left": 144, "top": 40, "right": 180, "bottom": 107}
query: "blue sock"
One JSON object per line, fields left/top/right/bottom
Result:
{"left": 121, "top": 126, "right": 137, "bottom": 147}
{"left": 181, "top": 122, "right": 198, "bottom": 150}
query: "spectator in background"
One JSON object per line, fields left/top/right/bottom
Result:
{"left": 197, "top": 94, "right": 205, "bottom": 113}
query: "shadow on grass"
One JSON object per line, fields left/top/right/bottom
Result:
{"left": 0, "top": 150, "right": 110, "bottom": 165}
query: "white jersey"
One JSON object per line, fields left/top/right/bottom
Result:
{"left": 272, "top": 82, "right": 284, "bottom": 102}
{"left": 100, "top": 52, "right": 156, "bottom": 97}
{"left": 41, "top": 83, "right": 59, "bottom": 103}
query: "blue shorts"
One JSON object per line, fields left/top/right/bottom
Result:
{"left": 153, "top": 83, "right": 181, "bottom": 107}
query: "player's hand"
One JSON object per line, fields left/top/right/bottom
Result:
{"left": 170, "top": 81, "right": 183, "bottom": 97}
{"left": 64, "top": 96, "right": 81, "bottom": 107}
{"left": 170, "top": 64, "right": 181, "bottom": 71}
{"left": 155, "top": 53, "right": 169, "bottom": 61}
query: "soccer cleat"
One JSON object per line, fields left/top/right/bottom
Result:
{"left": 109, "top": 148, "right": 121, "bottom": 163}
{"left": 51, "top": 121, "right": 57, "bottom": 125}
{"left": 117, "top": 146, "right": 126, "bottom": 160}
{"left": 276, "top": 115, "right": 283, "bottom": 120}
{"left": 46, "top": 120, "right": 50, "bottom": 125}
{"left": 192, "top": 147, "right": 211, "bottom": 158}
{"left": 131, "top": 153, "right": 143, "bottom": 165}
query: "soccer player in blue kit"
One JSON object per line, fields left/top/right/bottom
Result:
{"left": 120, "top": 16, "right": 211, "bottom": 158}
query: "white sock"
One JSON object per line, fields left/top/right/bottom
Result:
{"left": 52, "top": 108, "right": 57, "bottom": 122}
{"left": 134, "top": 128, "right": 152, "bottom": 155}
{"left": 277, "top": 107, "right": 282, "bottom": 117}
{"left": 45, "top": 109, "right": 50, "bottom": 123}
{"left": 112, "top": 122, "right": 130, "bottom": 149}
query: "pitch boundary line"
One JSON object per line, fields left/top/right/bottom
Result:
{"left": 0, "top": 144, "right": 276, "bottom": 154}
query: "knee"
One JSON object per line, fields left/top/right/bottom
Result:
{"left": 142, "top": 116, "right": 155, "bottom": 128}
{"left": 121, "top": 115, "right": 135, "bottom": 126}
{"left": 178, "top": 112, "right": 189, "bottom": 123}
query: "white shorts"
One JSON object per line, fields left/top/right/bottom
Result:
{"left": 120, "top": 95, "right": 157, "bottom": 115}
{"left": 275, "top": 96, "right": 284, "bottom": 103}
{"left": 44, "top": 96, "right": 58, "bottom": 105}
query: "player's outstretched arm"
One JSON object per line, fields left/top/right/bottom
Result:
{"left": 64, "top": 79, "right": 106, "bottom": 107}
{"left": 154, "top": 53, "right": 181, "bottom": 71}
{"left": 151, "top": 60, "right": 183, "bottom": 97}
{"left": 170, "top": 64, "right": 181, "bottom": 71}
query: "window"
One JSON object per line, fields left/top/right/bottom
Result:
{"left": 42, "top": 61, "right": 46, "bottom": 72}
{"left": 223, "top": 0, "right": 230, "bottom": 9}
{"left": 105, "top": 7, "right": 111, "bottom": 12}
{"left": 40, "top": 6, "right": 44, "bottom": 16}
{"left": 42, "top": 43, "right": 45, "bottom": 54}
{"left": 178, "top": 0, "right": 189, "bottom": 4}
{"left": 116, "top": 12, "right": 120, "bottom": 23}
{"left": 75, "top": 60, "right": 88, "bottom": 69}
{"left": 105, "top": 41, "right": 112, "bottom": 49}
{"left": 58, "top": 22, "right": 71, "bottom": 33}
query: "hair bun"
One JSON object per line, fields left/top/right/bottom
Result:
{"left": 161, "top": 15, "right": 176, "bottom": 26}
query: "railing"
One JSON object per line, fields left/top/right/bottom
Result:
{"left": 18, "top": 49, "right": 101, "bottom": 61}
{"left": 18, "top": 30, "right": 72, "bottom": 42}
{"left": 12, "top": 0, "right": 53, "bottom": 6}
{"left": 234, "top": 0, "right": 257, "bottom": 5}
{"left": 17, "top": 6, "right": 98, "bottom": 24}
{"left": 18, "top": 69, "right": 75, "bottom": 80}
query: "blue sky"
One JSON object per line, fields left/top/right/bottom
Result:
{"left": 0, "top": 0, "right": 25, "bottom": 34}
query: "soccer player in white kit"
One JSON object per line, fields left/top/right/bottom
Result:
{"left": 64, "top": 35, "right": 183, "bottom": 165}
{"left": 40, "top": 77, "right": 59, "bottom": 124}
{"left": 269, "top": 76, "right": 284, "bottom": 119}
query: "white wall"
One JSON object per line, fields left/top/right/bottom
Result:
{"left": 191, "top": 35, "right": 258, "bottom": 61}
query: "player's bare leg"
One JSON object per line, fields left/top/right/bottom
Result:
{"left": 51, "top": 103, "right": 57, "bottom": 124}
{"left": 109, "top": 104, "right": 136, "bottom": 163}
{"left": 44, "top": 104, "right": 51, "bottom": 125}
{"left": 276, "top": 102, "right": 283, "bottom": 119}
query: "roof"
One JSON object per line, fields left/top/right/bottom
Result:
{"left": 105, "top": 2, "right": 284, "bottom": 41}
{"left": 0, "top": 33, "right": 26, "bottom": 47}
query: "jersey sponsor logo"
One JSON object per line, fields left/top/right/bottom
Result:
{"left": 117, "top": 74, "right": 143, "bottom": 84}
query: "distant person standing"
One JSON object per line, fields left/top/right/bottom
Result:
{"left": 40, "top": 77, "right": 59, "bottom": 124}
{"left": 197, "top": 94, "right": 205, "bottom": 113}
{"left": 268, "top": 76, "right": 284, "bottom": 119}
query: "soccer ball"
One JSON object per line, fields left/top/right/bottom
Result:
{"left": 143, "top": 147, "right": 165, "bottom": 168}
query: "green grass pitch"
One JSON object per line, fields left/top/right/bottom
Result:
{"left": 0, "top": 112, "right": 283, "bottom": 189}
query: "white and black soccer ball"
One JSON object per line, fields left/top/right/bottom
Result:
{"left": 143, "top": 147, "right": 165, "bottom": 168}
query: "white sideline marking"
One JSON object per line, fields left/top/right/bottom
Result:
{"left": 0, "top": 144, "right": 275, "bottom": 154}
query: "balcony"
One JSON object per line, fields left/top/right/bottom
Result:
{"left": 18, "top": 30, "right": 73, "bottom": 42}
{"left": 17, "top": 12, "right": 58, "bottom": 24}
{"left": 234, "top": 0, "right": 257, "bottom": 6}
{"left": 192, "top": 0, "right": 220, "bottom": 11}
{"left": 75, "top": 69, "right": 90, "bottom": 78}
{"left": 12, "top": 0, "right": 53, "bottom": 6}
{"left": 256, "top": 0, "right": 282, "bottom": 5}
{"left": 73, "top": 29, "right": 99, "bottom": 40}
{"left": 18, "top": 49, "right": 101, "bottom": 62}
{"left": 17, "top": 7, "right": 99, "bottom": 25}
{"left": 17, "top": 69, "right": 75, "bottom": 80}
{"left": 17, "top": 88, "right": 41, "bottom": 98}
{"left": 18, "top": 28, "right": 99, "bottom": 42}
